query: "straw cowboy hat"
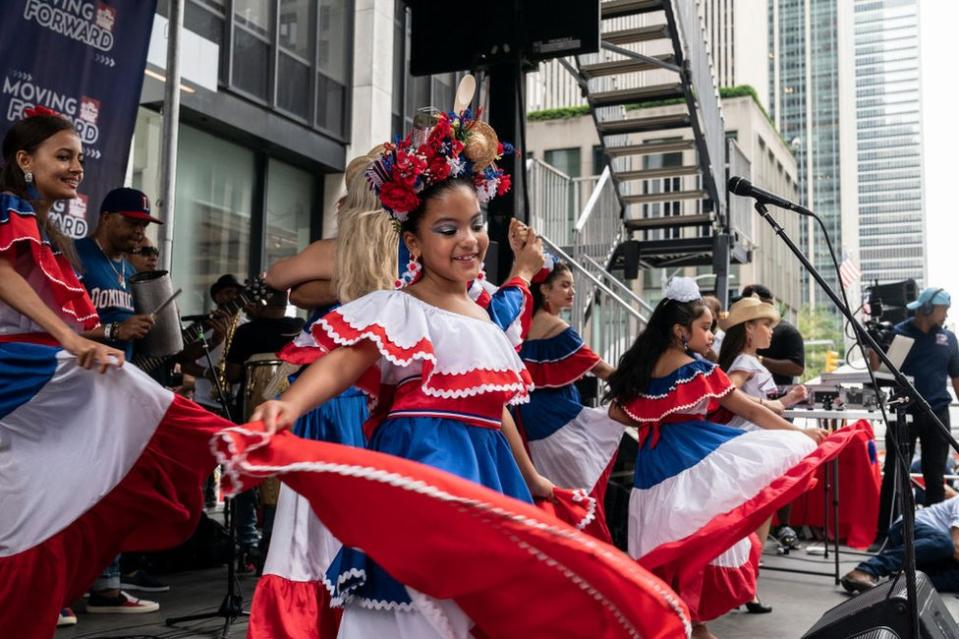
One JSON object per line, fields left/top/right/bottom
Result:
{"left": 719, "top": 295, "right": 780, "bottom": 331}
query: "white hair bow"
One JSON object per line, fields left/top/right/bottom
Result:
{"left": 664, "top": 277, "right": 701, "bottom": 303}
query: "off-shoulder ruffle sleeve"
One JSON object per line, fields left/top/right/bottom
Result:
{"left": 310, "top": 290, "right": 533, "bottom": 407}
{"left": 621, "top": 359, "right": 734, "bottom": 423}
{"left": 468, "top": 276, "right": 532, "bottom": 349}
{"left": 520, "top": 327, "right": 601, "bottom": 388}
{"left": 0, "top": 193, "right": 98, "bottom": 330}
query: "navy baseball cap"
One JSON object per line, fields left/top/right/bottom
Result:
{"left": 907, "top": 287, "right": 951, "bottom": 310}
{"left": 100, "top": 187, "right": 163, "bottom": 224}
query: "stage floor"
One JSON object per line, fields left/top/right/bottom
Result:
{"left": 53, "top": 544, "right": 959, "bottom": 639}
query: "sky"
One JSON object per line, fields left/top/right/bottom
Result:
{"left": 920, "top": 2, "right": 959, "bottom": 310}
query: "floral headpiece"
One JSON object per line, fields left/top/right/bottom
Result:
{"left": 366, "top": 108, "right": 514, "bottom": 221}
{"left": 664, "top": 277, "right": 701, "bottom": 303}
{"left": 23, "top": 105, "right": 61, "bottom": 119}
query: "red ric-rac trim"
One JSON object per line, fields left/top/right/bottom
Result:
{"left": 313, "top": 308, "right": 435, "bottom": 367}
{"left": 622, "top": 366, "right": 734, "bottom": 424}
{"left": 0, "top": 206, "right": 99, "bottom": 330}
{"left": 277, "top": 340, "right": 322, "bottom": 366}
{"left": 313, "top": 307, "right": 532, "bottom": 410}
{"left": 524, "top": 345, "right": 600, "bottom": 389}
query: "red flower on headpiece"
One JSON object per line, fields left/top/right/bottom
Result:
{"left": 429, "top": 117, "right": 453, "bottom": 147}
{"left": 428, "top": 155, "right": 451, "bottom": 182}
{"left": 496, "top": 173, "right": 512, "bottom": 196}
{"left": 23, "top": 105, "right": 61, "bottom": 119}
{"left": 380, "top": 182, "right": 420, "bottom": 214}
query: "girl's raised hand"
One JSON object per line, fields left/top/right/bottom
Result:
{"left": 250, "top": 399, "right": 298, "bottom": 435}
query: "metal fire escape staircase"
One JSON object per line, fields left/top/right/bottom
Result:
{"left": 557, "top": 0, "right": 750, "bottom": 301}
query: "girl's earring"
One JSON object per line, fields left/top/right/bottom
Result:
{"left": 395, "top": 255, "right": 422, "bottom": 289}
{"left": 24, "top": 170, "right": 33, "bottom": 184}
{"left": 681, "top": 334, "right": 689, "bottom": 351}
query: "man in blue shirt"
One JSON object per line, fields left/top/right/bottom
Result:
{"left": 76, "top": 188, "right": 160, "bottom": 361}
{"left": 76, "top": 187, "right": 168, "bottom": 613}
{"left": 874, "top": 287, "right": 959, "bottom": 544}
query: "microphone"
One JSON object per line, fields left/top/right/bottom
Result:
{"left": 727, "top": 176, "right": 808, "bottom": 214}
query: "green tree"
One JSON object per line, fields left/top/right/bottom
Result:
{"left": 798, "top": 306, "right": 844, "bottom": 382}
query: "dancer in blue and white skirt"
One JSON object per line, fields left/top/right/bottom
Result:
{"left": 513, "top": 259, "right": 623, "bottom": 541}
{"left": 0, "top": 107, "right": 228, "bottom": 639}
{"left": 605, "top": 277, "right": 867, "bottom": 639}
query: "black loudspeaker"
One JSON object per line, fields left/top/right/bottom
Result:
{"left": 867, "top": 279, "right": 919, "bottom": 324}
{"left": 802, "top": 572, "right": 959, "bottom": 639}
{"left": 408, "top": 0, "right": 600, "bottom": 75}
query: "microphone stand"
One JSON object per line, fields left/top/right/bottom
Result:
{"left": 753, "top": 200, "right": 959, "bottom": 639}
{"left": 166, "top": 325, "right": 248, "bottom": 638}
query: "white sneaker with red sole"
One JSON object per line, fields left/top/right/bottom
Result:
{"left": 86, "top": 591, "right": 159, "bottom": 614}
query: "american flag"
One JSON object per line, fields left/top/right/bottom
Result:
{"left": 839, "top": 253, "right": 861, "bottom": 289}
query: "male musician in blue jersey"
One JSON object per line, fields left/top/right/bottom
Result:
{"left": 76, "top": 187, "right": 168, "bottom": 613}
{"left": 76, "top": 187, "right": 161, "bottom": 362}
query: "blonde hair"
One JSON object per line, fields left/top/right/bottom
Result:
{"left": 333, "top": 154, "right": 397, "bottom": 302}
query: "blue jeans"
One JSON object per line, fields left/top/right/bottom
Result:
{"left": 857, "top": 521, "right": 959, "bottom": 591}
{"left": 233, "top": 489, "right": 259, "bottom": 551}
{"left": 92, "top": 555, "right": 121, "bottom": 591}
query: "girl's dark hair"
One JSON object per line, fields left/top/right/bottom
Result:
{"left": 718, "top": 322, "right": 747, "bottom": 371}
{"left": 1, "top": 115, "right": 79, "bottom": 265}
{"left": 605, "top": 296, "right": 708, "bottom": 403}
{"left": 532, "top": 261, "right": 571, "bottom": 312}
{"left": 400, "top": 176, "right": 475, "bottom": 236}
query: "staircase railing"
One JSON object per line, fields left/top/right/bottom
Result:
{"left": 541, "top": 236, "right": 645, "bottom": 370}
{"left": 663, "top": 0, "right": 727, "bottom": 227}
{"left": 580, "top": 254, "right": 656, "bottom": 316}
{"left": 525, "top": 155, "right": 648, "bottom": 368}
{"left": 571, "top": 166, "right": 623, "bottom": 268}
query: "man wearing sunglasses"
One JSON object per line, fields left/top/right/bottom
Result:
{"left": 127, "top": 237, "right": 159, "bottom": 273}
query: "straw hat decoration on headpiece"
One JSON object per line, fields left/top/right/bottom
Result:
{"left": 365, "top": 74, "right": 514, "bottom": 221}
{"left": 719, "top": 295, "right": 780, "bottom": 332}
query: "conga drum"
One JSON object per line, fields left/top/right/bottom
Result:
{"left": 243, "top": 353, "right": 286, "bottom": 507}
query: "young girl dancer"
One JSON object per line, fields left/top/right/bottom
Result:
{"left": 606, "top": 277, "right": 867, "bottom": 638}
{"left": 717, "top": 294, "right": 809, "bottom": 614}
{"left": 0, "top": 110, "right": 228, "bottom": 638}
{"left": 514, "top": 259, "right": 624, "bottom": 540}
{"left": 250, "top": 111, "right": 555, "bottom": 635}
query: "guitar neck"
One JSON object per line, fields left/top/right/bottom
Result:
{"left": 135, "top": 279, "right": 264, "bottom": 373}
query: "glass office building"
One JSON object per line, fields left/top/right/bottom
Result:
{"left": 853, "top": 0, "right": 925, "bottom": 285}
{"left": 769, "top": 0, "right": 843, "bottom": 305}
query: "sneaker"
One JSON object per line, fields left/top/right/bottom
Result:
{"left": 57, "top": 608, "right": 78, "bottom": 626}
{"left": 120, "top": 569, "right": 170, "bottom": 593}
{"left": 775, "top": 525, "right": 801, "bottom": 550}
{"left": 86, "top": 591, "right": 160, "bottom": 614}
